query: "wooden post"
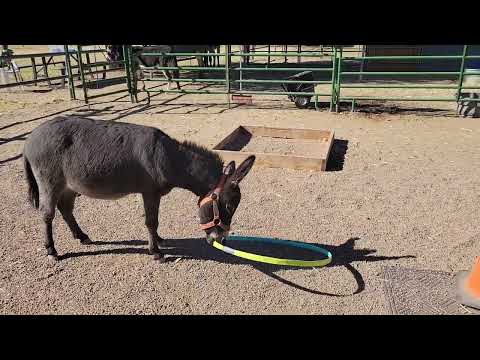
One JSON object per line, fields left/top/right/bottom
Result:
{"left": 359, "top": 45, "right": 366, "bottom": 81}
{"left": 59, "top": 62, "right": 66, "bottom": 88}
{"left": 1, "top": 46, "right": 9, "bottom": 86}
{"left": 31, "top": 57, "right": 38, "bottom": 85}
{"left": 41, "top": 56, "right": 51, "bottom": 86}
{"left": 0, "top": 69, "right": 7, "bottom": 86}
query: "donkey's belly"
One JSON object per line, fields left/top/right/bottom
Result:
{"left": 67, "top": 181, "right": 130, "bottom": 200}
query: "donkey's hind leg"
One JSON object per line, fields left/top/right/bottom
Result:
{"left": 162, "top": 70, "right": 172, "bottom": 90}
{"left": 196, "top": 55, "right": 205, "bottom": 79}
{"left": 170, "top": 57, "right": 181, "bottom": 89}
{"left": 57, "top": 189, "right": 91, "bottom": 245}
{"left": 174, "top": 71, "right": 181, "bottom": 90}
{"left": 142, "top": 192, "right": 165, "bottom": 262}
{"left": 39, "top": 189, "right": 60, "bottom": 261}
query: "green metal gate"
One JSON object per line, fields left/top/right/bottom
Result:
{"left": 334, "top": 45, "right": 480, "bottom": 111}
{"left": 124, "top": 45, "right": 480, "bottom": 113}
{"left": 3, "top": 45, "right": 479, "bottom": 113}
{"left": 75, "top": 45, "right": 134, "bottom": 104}
{"left": 126, "top": 45, "right": 338, "bottom": 110}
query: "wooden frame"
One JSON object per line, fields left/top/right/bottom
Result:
{"left": 213, "top": 125, "right": 335, "bottom": 171}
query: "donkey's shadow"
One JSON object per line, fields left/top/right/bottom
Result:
{"left": 60, "top": 237, "right": 414, "bottom": 297}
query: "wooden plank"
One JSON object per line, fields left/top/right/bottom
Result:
{"left": 212, "top": 125, "right": 335, "bottom": 172}
{"left": 31, "top": 57, "right": 37, "bottom": 85}
{"left": 213, "top": 126, "right": 252, "bottom": 151}
{"left": 321, "top": 130, "right": 335, "bottom": 171}
{"left": 243, "top": 125, "right": 331, "bottom": 140}
{"left": 213, "top": 150, "right": 325, "bottom": 171}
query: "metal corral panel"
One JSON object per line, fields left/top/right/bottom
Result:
{"left": 364, "top": 45, "right": 480, "bottom": 72}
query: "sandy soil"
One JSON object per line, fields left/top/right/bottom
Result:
{"left": 1, "top": 77, "right": 480, "bottom": 315}
{"left": 242, "top": 137, "right": 321, "bottom": 157}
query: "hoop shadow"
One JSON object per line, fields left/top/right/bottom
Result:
{"left": 60, "top": 236, "right": 414, "bottom": 297}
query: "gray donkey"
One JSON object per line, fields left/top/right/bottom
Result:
{"left": 23, "top": 116, "right": 255, "bottom": 261}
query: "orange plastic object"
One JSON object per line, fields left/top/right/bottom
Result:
{"left": 465, "top": 257, "right": 480, "bottom": 297}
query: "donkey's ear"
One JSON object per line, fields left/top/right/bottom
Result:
{"left": 223, "top": 161, "right": 236, "bottom": 176}
{"left": 231, "top": 156, "right": 255, "bottom": 186}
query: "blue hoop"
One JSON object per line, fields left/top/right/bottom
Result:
{"left": 211, "top": 235, "right": 333, "bottom": 267}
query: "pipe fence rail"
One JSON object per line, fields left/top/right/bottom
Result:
{"left": 0, "top": 47, "right": 107, "bottom": 91}
{"left": 2, "top": 45, "right": 480, "bottom": 115}
{"left": 333, "top": 46, "right": 480, "bottom": 111}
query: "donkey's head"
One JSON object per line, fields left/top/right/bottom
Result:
{"left": 198, "top": 155, "right": 256, "bottom": 244}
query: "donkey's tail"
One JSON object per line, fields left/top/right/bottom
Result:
{"left": 23, "top": 155, "right": 39, "bottom": 209}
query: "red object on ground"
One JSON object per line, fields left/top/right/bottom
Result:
{"left": 232, "top": 95, "right": 253, "bottom": 105}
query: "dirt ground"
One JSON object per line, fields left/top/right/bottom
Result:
{"left": 241, "top": 137, "right": 322, "bottom": 157}
{"left": 1, "top": 78, "right": 480, "bottom": 315}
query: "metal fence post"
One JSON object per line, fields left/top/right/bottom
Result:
{"left": 359, "top": 45, "right": 366, "bottom": 81}
{"left": 225, "top": 45, "right": 231, "bottom": 108}
{"left": 335, "top": 47, "right": 343, "bottom": 112}
{"left": 76, "top": 45, "right": 89, "bottom": 104}
{"left": 64, "top": 45, "right": 76, "bottom": 100}
{"left": 239, "top": 45, "right": 243, "bottom": 92}
{"left": 456, "top": 45, "right": 468, "bottom": 102}
{"left": 123, "top": 45, "right": 136, "bottom": 103}
{"left": 132, "top": 46, "right": 139, "bottom": 103}
{"left": 330, "top": 46, "right": 338, "bottom": 112}
{"left": 131, "top": 46, "right": 138, "bottom": 103}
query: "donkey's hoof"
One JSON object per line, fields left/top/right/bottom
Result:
{"left": 78, "top": 234, "right": 92, "bottom": 245}
{"left": 47, "top": 254, "right": 59, "bottom": 262}
{"left": 152, "top": 253, "right": 166, "bottom": 262}
{"left": 80, "top": 238, "right": 92, "bottom": 245}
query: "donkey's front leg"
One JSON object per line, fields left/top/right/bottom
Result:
{"left": 57, "top": 190, "right": 91, "bottom": 244}
{"left": 162, "top": 70, "right": 171, "bottom": 90}
{"left": 142, "top": 192, "right": 165, "bottom": 262}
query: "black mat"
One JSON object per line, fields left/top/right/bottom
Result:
{"left": 381, "top": 266, "right": 480, "bottom": 315}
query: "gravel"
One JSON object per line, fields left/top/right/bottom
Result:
{"left": 1, "top": 85, "right": 479, "bottom": 314}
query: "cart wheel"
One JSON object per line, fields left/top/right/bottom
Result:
{"left": 295, "top": 96, "right": 310, "bottom": 109}
{"left": 457, "top": 92, "right": 480, "bottom": 118}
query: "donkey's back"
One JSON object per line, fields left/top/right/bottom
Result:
{"left": 23, "top": 116, "right": 185, "bottom": 261}
{"left": 24, "top": 116, "right": 174, "bottom": 201}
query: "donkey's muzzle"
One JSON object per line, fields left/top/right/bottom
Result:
{"left": 206, "top": 229, "right": 228, "bottom": 245}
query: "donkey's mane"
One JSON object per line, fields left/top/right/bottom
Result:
{"left": 180, "top": 140, "right": 224, "bottom": 169}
